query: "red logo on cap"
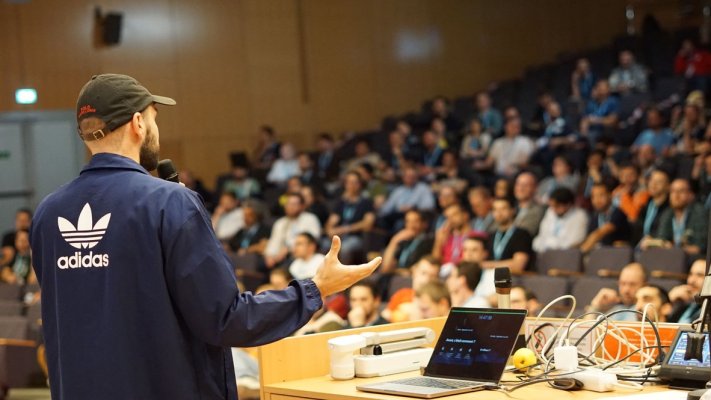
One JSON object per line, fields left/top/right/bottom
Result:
{"left": 78, "top": 105, "right": 97, "bottom": 118}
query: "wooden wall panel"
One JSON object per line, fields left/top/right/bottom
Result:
{"left": 1, "top": 0, "right": 683, "bottom": 186}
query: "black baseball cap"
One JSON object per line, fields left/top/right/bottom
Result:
{"left": 76, "top": 74, "right": 176, "bottom": 140}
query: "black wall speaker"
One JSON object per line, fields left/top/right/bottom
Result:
{"left": 102, "top": 12, "right": 123, "bottom": 45}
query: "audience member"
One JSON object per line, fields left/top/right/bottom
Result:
{"left": 266, "top": 142, "right": 300, "bottom": 185}
{"left": 609, "top": 50, "right": 649, "bottom": 94}
{"left": 446, "top": 261, "right": 488, "bottom": 307}
{"left": 251, "top": 125, "right": 280, "bottom": 170}
{"left": 288, "top": 233, "right": 325, "bottom": 280}
{"left": 668, "top": 258, "right": 705, "bottom": 323}
{"left": 179, "top": 169, "right": 214, "bottom": 209}
{"left": 513, "top": 172, "right": 545, "bottom": 237}
{"left": 431, "top": 96, "right": 463, "bottom": 134}
{"left": 378, "top": 167, "right": 436, "bottom": 230}
{"left": 221, "top": 156, "right": 260, "bottom": 202}
{"left": 460, "top": 119, "right": 490, "bottom": 161}
{"left": 313, "top": 133, "right": 340, "bottom": 182}
{"left": 383, "top": 256, "right": 442, "bottom": 322}
{"left": 588, "top": 263, "right": 647, "bottom": 321}
{"left": 419, "top": 130, "right": 445, "bottom": 177}
{"left": 536, "top": 155, "right": 580, "bottom": 204}
{"left": 481, "top": 197, "right": 533, "bottom": 274}
{"left": 634, "top": 284, "right": 671, "bottom": 322}
{"left": 469, "top": 186, "right": 495, "bottom": 233}
{"left": 414, "top": 281, "right": 451, "bottom": 319}
{"left": 0, "top": 230, "right": 35, "bottom": 286}
{"left": 298, "top": 152, "right": 323, "bottom": 194}
{"left": 612, "top": 163, "right": 649, "bottom": 223}
{"left": 643, "top": 178, "right": 707, "bottom": 256}
{"left": 632, "top": 108, "right": 674, "bottom": 155}
{"left": 579, "top": 149, "right": 615, "bottom": 202}
{"left": 533, "top": 187, "right": 589, "bottom": 252}
{"left": 268, "top": 268, "right": 292, "bottom": 291}
{"left": 264, "top": 193, "right": 321, "bottom": 269}
{"left": 634, "top": 169, "right": 670, "bottom": 243}
{"left": 433, "top": 204, "right": 472, "bottom": 266}
{"left": 346, "top": 280, "right": 388, "bottom": 328}
{"left": 476, "top": 92, "right": 503, "bottom": 137}
{"left": 477, "top": 117, "right": 534, "bottom": 178}
{"left": 228, "top": 201, "right": 270, "bottom": 255}
{"left": 580, "top": 80, "right": 619, "bottom": 144}
{"left": 324, "top": 172, "right": 375, "bottom": 263}
{"left": 381, "top": 210, "right": 434, "bottom": 273}
{"left": 674, "top": 39, "right": 711, "bottom": 93}
{"left": 510, "top": 286, "right": 541, "bottom": 316}
{"left": 1, "top": 208, "right": 32, "bottom": 267}
{"left": 571, "top": 58, "right": 595, "bottom": 101}
{"left": 300, "top": 185, "right": 330, "bottom": 226}
{"left": 344, "top": 139, "right": 382, "bottom": 174}
{"left": 433, "top": 151, "right": 468, "bottom": 192}
{"left": 580, "top": 183, "right": 631, "bottom": 252}
{"left": 434, "top": 185, "right": 460, "bottom": 229}
{"left": 211, "top": 192, "right": 244, "bottom": 241}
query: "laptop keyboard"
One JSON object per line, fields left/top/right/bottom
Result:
{"left": 394, "top": 377, "right": 480, "bottom": 389}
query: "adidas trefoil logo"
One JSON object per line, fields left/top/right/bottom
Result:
{"left": 58, "top": 203, "right": 111, "bottom": 249}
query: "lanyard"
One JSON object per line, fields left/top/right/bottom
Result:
{"left": 424, "top": 146, "right": 442, "bottom": 167}
{"left": 343, "top": 203, "right": 357, "bottom": 223}
{"left": 642, "top": 202, "right": 658, "bottom": 236}
{"left": 398, "top": 236, "right": 422, "bottom": 267}
{"left": 474, "top": 214, "right": 492, "bottom": 232}
{"left": 493, "top": 227, "right": 516, "bottom": 260}
{"left": 450, "top": 234, "right": 466, "bottom": 261}
{"left": 672, "top": 210, "right": 688, "bottom": 246}
{"left": 597, "top": 207, "right": 614, "bottom": 229}
{"left": 240, "top": 225, "right": 259, "bottom": 249}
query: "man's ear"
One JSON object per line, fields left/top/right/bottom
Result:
{"left": 129, "top": 111, "right": 145, "bottom": 141}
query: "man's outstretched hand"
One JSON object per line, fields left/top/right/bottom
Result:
{"left": 312, "top": 236, "right": 381, "bottom": 298}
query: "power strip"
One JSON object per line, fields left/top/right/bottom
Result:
{"left": 524, "top": 320, "right": 596, "bottom": 355}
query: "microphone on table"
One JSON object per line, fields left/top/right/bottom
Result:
{"left": 157, "top": 159, "right": 180, "bottom": 183}
{"left": 494, "top": 267, "right": 512, "bottom": 309}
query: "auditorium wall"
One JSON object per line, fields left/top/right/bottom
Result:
{"left": 0, "top": 0, "right": 683, "bottom": 185}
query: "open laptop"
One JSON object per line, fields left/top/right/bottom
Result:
{"left": 357, "top": 307, "right": 527, "bottom": 398}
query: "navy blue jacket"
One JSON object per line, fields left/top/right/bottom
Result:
{"left": 30, "top": 153, "right": 323, "bottom": 399}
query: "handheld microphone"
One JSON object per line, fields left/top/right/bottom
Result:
{"left": 157, "top": 159, "right": 180, "bottom": 183}
{"left": 494, "top": 267, "right": 512, "bottom": 309}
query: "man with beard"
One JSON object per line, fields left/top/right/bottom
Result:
{"left": 29, "top": 74, "right": 381, "bottom": 400}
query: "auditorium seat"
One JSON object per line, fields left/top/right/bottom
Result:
{"left": 388, "top": 275, "right": 412, "bottom": 298}
{"left": 229, "top": 253, "right": 265, "bottom": 293}
{"left": 535, "top": 249, "right": 583, "bottom": 277}
{"left": 571, "top": 276, "right": 617, "bottom": 315}
{"left": 648, "top": 277, "right": 683, "bottom": 293}
{"left": 586, "top": 246, "right": 633, "bottom": 277}
{"left": 0, "top": 302, "right": 23, "bottom": 317}
{"left": 0, "top": 317, "right": 29, "bottom": 340}
{"left": 513, "top": 275, "right": 569, "bottom": 312}
{"left": 636, "top": 247, "right": 687, "bottom": 280}
{"left": 0, "top": 285, "right": 21, "bottom": 302}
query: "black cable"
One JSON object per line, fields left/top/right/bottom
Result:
{"left": 602, "top": 345, "right": 670, "bottom": 370}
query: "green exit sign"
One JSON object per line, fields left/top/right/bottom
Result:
{"left": 0, "top": 150, "right": 10, "bottom": 159}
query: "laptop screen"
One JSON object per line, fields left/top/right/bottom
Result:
{"left": 425, "top": 307, "right": 527, "bottom": 382}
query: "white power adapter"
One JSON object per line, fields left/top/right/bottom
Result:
{"left": 569, "top": 369, "right": 618, "bottom": 392}
{"left": 554, "top": 345, "right": 578, "bottom": 371}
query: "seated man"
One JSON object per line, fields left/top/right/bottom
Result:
{"left": 634, "top": 169, "right": 669, "bottom": 244}
{"left": 324, "top": 172, "right": 375, "bottom": 263}
{"left": 510, "top": 286, "right": 541, "bottom": 316}
{"left": 378, "top": 166, "right": 436, "bottom": 232}
{"left": 512, "top": 172, "right": 545, "bottom": 237}
{"left": 476, "top": 117, "right": 534, "bottom": 178}
{"left": 446, "top": 261, "right": 488, "bottom": 307}
{"left": 612, "top": 163, "right": 649, "bottom": 223}
{"left": 432, "top": 203, "right": 472, "bottom": 266}
{"left": 346, "top": 280, "right": 389, "bottom": 328}
{"left": 211, "top": 192, "right": 244, "bottom": 241}
{"left": 642, "top": 178, "right": 707, "bottom": 257}
{"left": 288, "top": 233, "right": 325, "bottom": 280}
{"left": 414, "top": 281, "right": 451, "bottom": 320}
{"left": 383, "top": 256, "right": 441, "bottom": 323}
{"left": 228, "top": 200, "right": 270, "bottom": 256}
{"left": 533, "top": 187, "right": 588, "bottom": 252}
{"left": 668, "top": 258, "right": 705, "bottom": 323}
{"left": 634, "top": 284, "right": 672, "bottom": 323}
{"left": 580, "top": 80, "right": 619, "bottom": 144}
{"left": 1, "top": 208, "right": 32, "bottom": 267}
{"left": 264, "top": 193, "right": 321, "bottom": 269}
{"left": 588, "top": 263, "right": 647, "bottom": 321}
{"left": 580, "top": 183, "right": 631, "bottom": 253}
{"left": 380, "top": 210, "right": 434, "bottom": 274}
{"left": 469, "top": 186, "right": 495, "bottom": 233}
{"left": 481, "top": 197, "right": 533, "bottom": 275}
{"left": 609, "top": 50, "right": 649, "bottom": 94}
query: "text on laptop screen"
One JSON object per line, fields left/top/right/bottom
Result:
{"left": 425, "top": 308, "right": 526, "bottom": 382}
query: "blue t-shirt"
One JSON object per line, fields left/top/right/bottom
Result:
{"left": 632, "top": 128, "right": 675, "bottom": 154}
{"left": 30, "top": 154, "right": 322, "bottom": 400}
